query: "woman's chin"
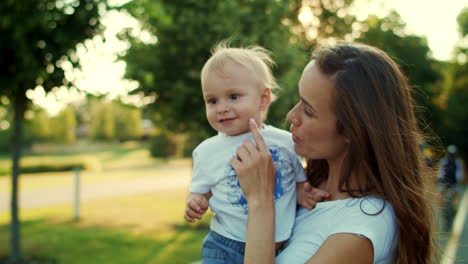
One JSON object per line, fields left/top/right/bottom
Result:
{"left": 294, "top": 146, "right": 306, "bottom": 157}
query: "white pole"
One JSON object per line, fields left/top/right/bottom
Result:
{"left": 74, "top": 167, "right": 80, "bottom": 221}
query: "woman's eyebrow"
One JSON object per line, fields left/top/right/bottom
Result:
{"left": 300, "top": 96, "right": 317, "bottom": 112}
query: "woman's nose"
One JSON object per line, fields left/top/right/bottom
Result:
{"left": 286, "top": 106, "right": 299, "bottom": 126}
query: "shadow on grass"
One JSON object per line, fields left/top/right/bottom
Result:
{"left": 0, "top": 256, "right": 58, "bottom": 264}
{"left": 0, "top": 218, "right": 210, "bottom": 264}
{"left": 172, "top": 222, "right": 210, "bottom": 231}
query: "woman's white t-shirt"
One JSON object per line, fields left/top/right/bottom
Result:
{"left": 276, "top": 196, "right": 398, "bottom": 264}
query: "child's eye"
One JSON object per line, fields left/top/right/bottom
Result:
{"left": 207, "top": 98, "right": 217, "bottom": 104}
{"left": 230, "top": 94, "right": 240, "bottom": 100}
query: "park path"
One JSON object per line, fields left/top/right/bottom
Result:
{"left": 0, "top": 164, "right": 191, "bottom": 212}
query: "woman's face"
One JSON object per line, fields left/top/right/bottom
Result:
{"left": 286, "top": 61, "right": 349, "bottom": 162}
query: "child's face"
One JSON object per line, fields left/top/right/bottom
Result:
{"left": 202, "top": 61, "right": 269, "bottom": 136}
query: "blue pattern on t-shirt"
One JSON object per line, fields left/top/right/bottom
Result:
{"left": 225, "top": 145, "right": 288, "bottom": 215}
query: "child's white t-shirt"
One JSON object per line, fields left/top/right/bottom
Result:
{"left": 276, "top": 197, "right": 398, "bottom": 263}
{"left": 190, "top": 125, "right": 306, "bottom": 242}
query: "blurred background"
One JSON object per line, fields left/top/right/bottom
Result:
{"left": 1, "top": 0, "right": 468, "bottom": 263}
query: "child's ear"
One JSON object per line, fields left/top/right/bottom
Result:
{"left": 260, "top": 88, "right": 271, "bottom": 111}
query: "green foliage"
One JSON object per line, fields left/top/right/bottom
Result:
{"left": 445, "top": 83, "right": 468, "bottom": 160}
{"left": 27, "top": 108, "right": 53, "bottom": 142}
{"left": 114, "top": 103, "right": 143, "bottom": 141}
{"left": 27, "top": 106, "right": 77, "bottom": 144}
{"left": 54, "top": 106, "right": 76, "bottom": 144}
{"left": 357, "top": 13, "right": 442, "bottom": 137}
{"left": 182, "top": 132, "right": 209, "bottom": 158}
{"left": 0, "top": 0, "right": 109, "bottom": 260}
{"left": 89, "top": 98, "right": 144, "bottom": 142}
{"left": 0, "top": 156, "right": 99, "bottom": 176}
{"left": 457, "top": 7, "right": 468, "bottom": 37}
{"left": 149, "top": 133, "right": 176, "bottom": 158}
{"left": 0, "top": 104, "right": 12, "bottom": 153}
{"left": 121, "top": 0, "right": 309, "bottom": 136}
{"left": 0, "top": 0, "right": 106, "bottom": 98}
{"left": 90, "top": 98, "right": 115, "bottom": 141}
{"left": 441, "top": 7, "right": 468, "bottom": 160}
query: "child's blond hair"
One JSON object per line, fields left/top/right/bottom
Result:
{"left": 201, "top": 41, "right": 279, "bottom": 93}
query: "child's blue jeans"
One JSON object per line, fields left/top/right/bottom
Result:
{"left": 202, "top": 231, "right": 245, "bottom": 264}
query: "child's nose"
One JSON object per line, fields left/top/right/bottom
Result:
{"left": 217, "top": 100, "right": 230, "bottom": 113}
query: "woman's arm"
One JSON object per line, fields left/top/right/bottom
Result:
{"left": 231, "top": 119, "right": 277, "bottom": 264}
{"left": 244, "top": 194, "right": 276, "bottom": 263}
{"left": 306, "top": 233, "right": 373, "bottom": 264}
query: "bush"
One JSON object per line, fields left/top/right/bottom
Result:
{"left": 149, "top": 133, "right": 177, "bottom": 158}
{"left": 182, "top": 133, "right": 207, "bottom": 158}
{"left": 0, "top": 155, "right": 101, "bottom": 176}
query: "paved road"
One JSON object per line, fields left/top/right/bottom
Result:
{"left": 441, "top": 186, "right": 468, "bottom": 264}
{"left": 0, "top": 166, "right": 191, "bottom": 212}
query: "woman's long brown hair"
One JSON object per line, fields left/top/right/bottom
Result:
{"left": 305, "top": 43, "right": 436, "bottom": 264}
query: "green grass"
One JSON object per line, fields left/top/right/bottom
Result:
{"left": 1, "top": 141, "right": 205, "bottom": 263}
{"left": 0, "top": 188, "right": 211, "bottom": 264}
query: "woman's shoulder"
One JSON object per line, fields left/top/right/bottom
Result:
{"left": 333, "top": 196, "right": 398, "bottom": 262}
{"left": 333, "top": 196, "right": 396, "bottom": 226}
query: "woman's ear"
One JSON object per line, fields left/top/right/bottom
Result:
{"left": 260, "top": 88, "right": 271, "bottom": 111}
{"left": 344, "top": 136, "right": 350, "bottom": 144}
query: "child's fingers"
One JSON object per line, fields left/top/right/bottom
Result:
{"left": 306, "top": 199, "right": 317, "bottom": 210}
{"left": 304, "top": 182, "right": 330, "bottom": 202}
{"left": 312, "top": 189, "right": 330, "bottom": 201}
{"left": 184, "top": 213, "right": 195, "bottom": 223}
{"left": 187, "top": 199, "right": 202, "bottom": 213}
{"left": 185, "top": 205, "right": 202, "bottom": 221}
{"left": 300, "top": 199, "right": 317, "bottom": 210}
{"left": 197, "top": 197, "right": 209, "bottom": 211}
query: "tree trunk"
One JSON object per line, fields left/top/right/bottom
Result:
{"left": 10, "top": 93, "right": 26, "bottom": 263}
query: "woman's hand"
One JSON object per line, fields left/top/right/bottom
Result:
{"left": 230, "top": 118, "right": 276, "bottom": 204}
{"left": 231, "top": 118, "right": 276, "bottom": 264}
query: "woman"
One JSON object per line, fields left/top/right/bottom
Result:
{"left": 231, "top": 43, "right": 435, "bottom": 264}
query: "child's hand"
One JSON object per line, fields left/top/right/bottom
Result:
{"left": 297, "top": 181, "right": 330, "bottom": 210}
{"left": 184, "top": 192, "right": 211, "bottom": 223}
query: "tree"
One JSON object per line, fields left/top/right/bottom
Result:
{"left": 0, "top": 101, "right": 12, "bottom": 153}
{"left": 89, "top": 97, "right": 116, "bottom": 140}
{"left": 88, "top": 97, "right": 143, "bottom": 141}
{"left": 0, "top": 0, "right": 107, "bottom": 261}
{"left": 357, "top": 12, "right": 442, "bottom": 142}
{"left": 120, "top": 0, "right": 309, "bottom": 138}
{"left": 443, "top": 7, "right": 468, "bottom": 160}
{"left": 27, "top": 108, "right": 52, "bottom": 142}
{"left": 114, "top": 103, "right": 143, "bottom": 141}
{"left": 51, "top": 105, "right": 77, "bottom": 143}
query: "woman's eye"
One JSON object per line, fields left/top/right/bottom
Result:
{"left": 303, "top": 106, "right": 313, "bottom": 117}
{"left": 230, "top": 94, "right": 240, "bottom": 100}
